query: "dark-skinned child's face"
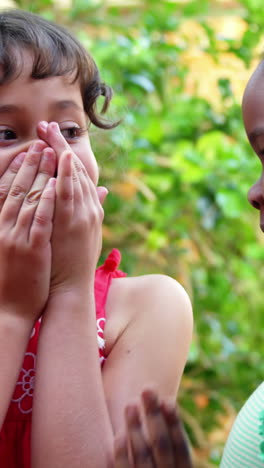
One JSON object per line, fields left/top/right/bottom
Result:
{"left": 243, "top": 61, "right": 264, "bottom": 232}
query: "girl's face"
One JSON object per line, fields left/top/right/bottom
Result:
{"left": 242, "top": 62, "right": 264, "bottom": 232}
{"left": 0, "top": 53, "right": 99, "bottom": 184}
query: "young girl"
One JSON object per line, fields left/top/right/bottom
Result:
{"left": 0, "top": 9, "right": 193, "bottom": 467}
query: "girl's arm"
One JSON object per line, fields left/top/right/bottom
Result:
{"left": 31, "top": 132, "right": 113, "bottom": 467}
{"left": 0, "top": 142, "right": 56, "bottom": 427}
{"left": 32, "top": 289, "right": 114, "bottom": 467}
{"left": 103, "top": 272, "right": 193, "bottom": 436}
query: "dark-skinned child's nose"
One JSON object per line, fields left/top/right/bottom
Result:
{"left": 248, "top": 179, "right": 264, "bottom": 210}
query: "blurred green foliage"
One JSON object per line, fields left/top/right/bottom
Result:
{"left": 8, "top": 0, "right": 264, "bottom": 464}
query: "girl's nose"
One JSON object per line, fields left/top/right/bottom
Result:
{"left": 248, "top": 178, "right": 264, "bottom": 210}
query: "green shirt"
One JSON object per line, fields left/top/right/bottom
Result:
{"left": 220, "top": 382, "right": 264, "bottom": 467}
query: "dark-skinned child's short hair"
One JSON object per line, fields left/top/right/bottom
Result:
{"left": 0, "top": 9, "right": 115, "bottom": 129}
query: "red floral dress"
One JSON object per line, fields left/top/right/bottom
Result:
{"left": 0, "top": 249, "right": 126, "bottom": 468}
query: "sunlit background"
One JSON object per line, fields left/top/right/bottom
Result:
{"left": 1, "top": 0, "right": 264, "bottom": 465}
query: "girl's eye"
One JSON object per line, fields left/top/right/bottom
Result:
{"left": 0, "top": 129, "right": 17, "bottom": 141}
{"left": 60, "top": 126, "right": 85, "bottom": 140}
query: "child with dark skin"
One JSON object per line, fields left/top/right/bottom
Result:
{"left": 120, "top": 55, "right": 264, "bottom": 468}
{"left": 219, "top": 57, "right": 264, "bottom": 467}
{"left": 0, "top": 10, "right": 193, "bottom": 468}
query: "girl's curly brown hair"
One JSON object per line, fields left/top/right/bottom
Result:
{"left": 0, "top": 9, "right": 116, "bottom": 129}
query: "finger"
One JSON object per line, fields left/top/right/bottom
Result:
{"left": 40, "top": 121, "right": 70, "bottom": 157}
{"left": 30, "top": 178, "right": 56, "bottom": 247}
{"left": 70, "top": 153, "right": 102, "bottom": 228}
{"left": 97, "top": 186, "right": 108, "bottom": 205}
{"left": 16, "top": 148, "right": 57, "bottom": 231}
{"left": 55, "top": 150, "right": 74, "bottom": 223}
{"left": 113, "top": 435, "right": 130, "bottom": 468}
{"left": 162, "top": 402, "right": 193, "bottom": 467}
{"left": 0, "top": 142, "right": 45, "bottom": 227}
{"left": 71, "top": 152, "right": 91, "bottom": 198}
{"left": 125, "top": 404, "right": 153, "bottom": 468}
{"left": 71, "top": 153, "right": 84, "bottom": 206}
{"left": 37, "top": 120, "right": 48, "bottom": 142}
{"left": 0, "top": 152, "right": 26, "bottom": 212}
{"left": 142, "top": 389, "right": 175, "bottom": 467}
{"left": 74, "top": 154, "right": 103, "bottom": 212}
{"left": 0, "top": 139, "right": 46, "bottom": 178}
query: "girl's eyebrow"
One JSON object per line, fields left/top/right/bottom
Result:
{"left": 0, "top": 101, "right": 83, "bottom": 115}
{"left": 51, "top": 100, "right": 83, "bottom": 112}
{"left": 0, "top": 104, "right": 19, "bottom": 114}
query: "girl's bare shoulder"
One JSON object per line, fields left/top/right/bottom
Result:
{"left": 104, "top": 274, "right": 193, "bottom": 355}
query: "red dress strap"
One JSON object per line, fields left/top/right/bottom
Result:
{"left": 95, "top": 249, "right": 126, "bottom": 365}
{"left": 95, "top": 248, "right": 126, "bottom": 311}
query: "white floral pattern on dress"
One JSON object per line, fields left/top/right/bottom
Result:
{"left": 12, "top": 352, "right": 36, "bottom": 414}
{"left": 97, "top": 317, "right": 106, "bottom": 350}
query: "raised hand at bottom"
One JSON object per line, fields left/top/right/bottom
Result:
{"left": 114, "top": 388, "right": 193, "bottom": 468}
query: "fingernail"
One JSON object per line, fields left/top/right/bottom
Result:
{"left": 126, "top": 405, "right": 140, "bottom": 425}
{"left": 39, "top": 120, "right": 48, "bottom": 130}
{"left": 13, "top": 152, "right": 26, "bottom": 165}
{"left": 30, "top": 141, "right": 45, "bottom": 152}
{"left": 97, "top": 186, "right": 108, "bottom": 205}
{"left": 46, "top": 177, "right": 56, "bottom": 189}
{"left": 50, "top": 122, "right": 61, "bottom": 134}
{"left": 164, "top": 401, "right": 177, "bottom": 413}
{"left": 143, "top": 390, "right": 160, "bottom": 413}
{"left": 142, "top": 388, "right": 157, "bottom": 402}
{"left": 43, "top": 148, "right": 54, "bottom": 160}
